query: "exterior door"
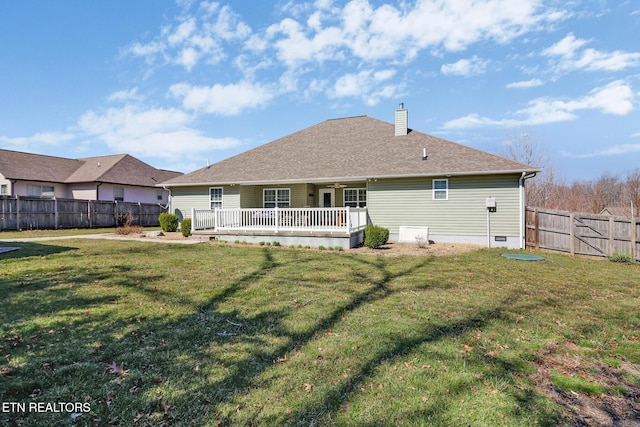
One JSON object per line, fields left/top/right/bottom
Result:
{"left": 319, "top": 188, "right": 335, "bottom": 207}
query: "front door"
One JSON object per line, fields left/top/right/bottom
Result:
{"left": 319, "top": 188, "right": 335, "bottom": 207}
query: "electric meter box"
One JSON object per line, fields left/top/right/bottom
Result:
{"left": 486, "top": 197, "right": 496, "bottom": 212}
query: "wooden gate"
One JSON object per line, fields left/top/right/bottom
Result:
{"left": 526, "top": 207, "right": 639, "bottom": 260}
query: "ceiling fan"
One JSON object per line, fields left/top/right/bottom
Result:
{"left": 327, "top": 183, "right": 347, "bottom": 189}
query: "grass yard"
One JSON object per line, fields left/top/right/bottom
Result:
{"left": 0, "top": 239, "right": 639, "bottom": 426}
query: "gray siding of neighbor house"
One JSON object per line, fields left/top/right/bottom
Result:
{"left": 367, "top": 174, "right": 522, "bottom": 238}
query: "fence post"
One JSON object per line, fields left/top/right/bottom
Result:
{"left": 16, "top": 195, "right": 20, "bottom": 231}
{"left": 569, "top": 213, "right": 575, "bottom": 256}
{"left": 633, "top": 217, "right": 638, "bottom": 261}
{"left": 608, "top": 217, "right": 615, "bottom": 257}
{"left": 534, "top": 208, "right": 539, "bottom": 250}
{"left": 54, "top": 197, "right": 59, "bottom": 230}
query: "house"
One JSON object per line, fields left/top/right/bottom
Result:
{"left": 0, "top": 149, "right": 182, "bottom": 204}
{"left": 599, "top": 206, "right": 634, "bottom": 217}
{"left": 161, "top": 108, "right": 540, "bottom": 248}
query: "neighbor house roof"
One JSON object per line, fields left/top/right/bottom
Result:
{"left": 163, "top": 115, "right": 540, "bottom": 187}
{"left": 0, "top": 149, "right": 181, "bottom": 187}
{"left": 599, "top": 206, "right": 634, "bottom": 217}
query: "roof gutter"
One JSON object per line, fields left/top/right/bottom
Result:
{"left": 160, "top": 168, "right": 542, "bottom": 188}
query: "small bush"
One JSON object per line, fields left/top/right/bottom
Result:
{"left": 335, "top": 246, "right": 343, "bottom": 251}
{"left": 608, "top": 253, "right": 635, "bottom": 264}
{"left": 259, "top": 241, "right": 265, "bottom": 246}
{"left": 180, "top": 219, "right": 192, "bottom": 237}
{"left": 318, "top": 245, "right": 326, "bottom": 250}
{"left": 272, "top": 241, "right": 280, "bottom": 247}
{"left": 266, "top": 242, "right": 271, "bottom": 246}
{"left": 159, "top": 213, "right": 179, "bottom": 232}
{"left": 364, "top": 225, "right": 389, "bottom": 249}
{"left": 234, "top": 240, "right": 240, "bottom": 244}
{"left": 116, "top": 210, "right": 142, "bottom": 235}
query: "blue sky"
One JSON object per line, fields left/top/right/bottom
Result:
{"left": 1, "top": 0, "right": 639, "bottom": 181}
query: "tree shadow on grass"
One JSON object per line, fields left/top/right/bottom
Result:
{"left": 1, "top": 245, "right": 565, "bottom": 426}
{"left": 0, "top": 241, "right": 76, "bottom": 260}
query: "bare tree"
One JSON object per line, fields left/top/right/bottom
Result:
{"left": 500, "top": 130, "right": 556, "bottom": 207}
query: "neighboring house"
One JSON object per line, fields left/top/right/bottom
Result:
{"left": 599, "top": 206, "right": 635, "bottom": 217}
{"left": 161, "top": 108, "right": 540, "bottom": 248}
{"left": 0, "top": 149, "right": 182, "bottom": 204}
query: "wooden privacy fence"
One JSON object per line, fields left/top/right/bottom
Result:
{"left": 526, "top": 207, "right": 639, "bottom": 260}
{"left": 0, "top": 196, "right": 166, "bottom": 230}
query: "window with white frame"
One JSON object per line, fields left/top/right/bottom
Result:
{"left": 1, "top": 184, "right": 7, "bottom": 195}
{"left": 156, "top": 190, "right": 163, "bottom": 201}
{"left": 210, "top": 187, "right": 223, "bottom": 209}
{"left": 263, "top": 188, "right": 290, "bottom": 208}
{"left": 27, "top": 185, "right": 55, "bottom": 198}
{"left": 113, "top": 187, "right": 124, "bottom": 202}
{"left": 344, "top": 188, "right": 366, "bottom": 207}
{"left": 432, "top": 179, "right": 448, "bottom": 200}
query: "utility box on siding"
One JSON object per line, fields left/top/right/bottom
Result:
{"left": 398, "top": 226, "right": 429, "bottom": 244}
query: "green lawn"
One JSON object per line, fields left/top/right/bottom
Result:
{"left": 1, "top": 239, "right": 638, "bottom": 426}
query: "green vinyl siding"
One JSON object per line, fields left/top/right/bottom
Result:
{"left": 367, "top": 175, "right": 521, "bottom": 237}
{"left": 170, "top": 185, "right": 240, "bottom": 220}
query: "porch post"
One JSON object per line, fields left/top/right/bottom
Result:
{"left": 274, "top": 207, "right": 279, "bottom": 232}
{"left": 345, "top": 206, "right": 351, "bottom": 233}
{"left": 215, "top": 208, "right": 219, "bottom": 230}
{"left": 191, "top": 208, "right": 196, "bottom": 231}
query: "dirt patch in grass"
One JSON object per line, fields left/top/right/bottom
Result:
{"left": 347, "top": 241, "right": 483, "bottom": 256}
{"left": 531, "top": 341, "right": 640, "bottom": 426}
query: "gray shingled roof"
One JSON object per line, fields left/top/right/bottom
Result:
{"left": 163, "top": 115, "right": 539, "bottom": 186}
{"left": 0, "top": 149, "right": 181, "bottom": 187}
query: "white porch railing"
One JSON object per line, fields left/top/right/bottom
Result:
{"left": 191, "top": 207, "right": 368, "bottom": 234}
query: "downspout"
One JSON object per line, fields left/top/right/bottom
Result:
{"left": 519, "top": 172, "right": 525, "bottom": 249}
{"left": 160, "top": 186, "right": 171, "bottom": 211}
{"left": 519, "top": 172, "right": 537, "bottom": 249}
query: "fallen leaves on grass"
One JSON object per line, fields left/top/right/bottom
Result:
{"left": 107, "top": 362, "right": 126, "bottom": 375}
{"left": 304, "top": 383, "right": 314, "bottom": 392}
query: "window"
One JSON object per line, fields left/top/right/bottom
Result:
{"left": 156, "top": 190, "right": 163, "bottom": 201}
{"left": 1, "top": 184, "right": 7, "bottom": 195}
{"left": 263, "top": 188, "right": 290, "bottom": 208}
{"left": 113, "top": 187, "right": 124, "bottom": 202}
{"left": 210, "top": 187, "right": 223, "bottom": 209}
{"left": 432, "top": 179, "right": 448, "bottom": 200}
{"left": 344, "top": 188, "right": 366, "bottom": 207}
{"left": 26, "top": 185, "right": 54, "bottom": 198}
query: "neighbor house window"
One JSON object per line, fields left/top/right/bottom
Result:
{"left": 263, "top": 188, "right": 290, "bottom": 208}
{"left": 432, "top": 179, "right": 448, "bottom": 200}
{"left": 210, "top": 187, "right": 223, "bottom": 209}
{"left": 27, "top": 185, "right": 54, "bottom": 198}
{"left": 156, "top": 190, "right": 163, "bottom": 201}
{"left": 113, "top": 187, "right": 124, "bottom": 202}
{"left": 1, "top": 184, "right": 7, "bottom": 195}
{"left": 344, "top": 188, "right": 366, "bottom": 207}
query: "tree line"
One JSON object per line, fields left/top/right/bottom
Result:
{"left": 502, "top": 131, "right": 639, "bottom": 216}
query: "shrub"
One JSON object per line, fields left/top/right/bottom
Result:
{"left": 335, "top": 246, "right": 343, "bottom": 251}
{"left": 115, "top": 210, "right": 142, "bottom": 235}
{"left": 259, "top": 241, "right": 265, "bottom": 246}
{"left": 364, "top": 224, "right": 389, "bottom": 249}
{"left": 272, "top": 241, "right": 280, "bottom": 247}
{"left": 159, "top": 213, "right": 179, "bottom": 232}
{"left": 608, "top": 253, "right": 635, "bottom": 264}
{"left": 318, "top": 245, "right": 326, "bottom": 250}
{"left": 180, "top": 219, "right": 192, "bottom": 237}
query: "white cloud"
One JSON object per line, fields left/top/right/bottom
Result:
{"left": 329, "top": 69, "right": 399, "bottom": 105}
{"left": 562, "top": 144, "right": 640, "bottom": 158}
{"left": 76, "top": 105, "right": 239, "bottom": 158}
{"left": 0, "top": 131, "right": 76, "bottom": 146}
{"left": 444, "top": 80, "right": 635, "bottom": 129}
{"left": 441, "top": 56, "right": 489, "bottom": 77}
{"left": 107, "top": 88, "right": 143, "bottom": 102}
{"left": 169, "top": 81, "right": 275, "bottom": 115}
{"left": 126, "top": 4, "right": 250, "bottom": 71}
{"left": 543, "top": 33, "right": 640, "bottom": 73}
{"left": 506, "top": 78, "right": 544, "bottom": 89}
